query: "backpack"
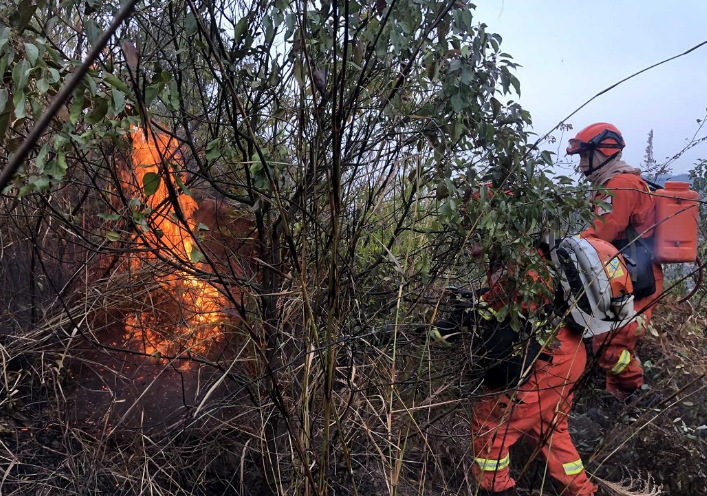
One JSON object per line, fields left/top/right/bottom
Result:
{"left": 645, "top": 179, "right": 699, "bottom": 263}
{"left": 553, "top": 236, "right": 636, "bottom": 338}
{"left": 612, "top": 179, "right": 699, "bottom": 298}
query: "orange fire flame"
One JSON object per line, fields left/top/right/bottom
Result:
{"left": 122, "top": 127, "right": 226, "bottom": 362}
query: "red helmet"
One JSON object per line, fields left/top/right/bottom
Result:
{"left": 566, "top": 122, "right": 625, "bottom": 157}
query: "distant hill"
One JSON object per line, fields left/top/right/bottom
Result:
{"left": 648, "top": 173, "right": 692, "bottom": 186}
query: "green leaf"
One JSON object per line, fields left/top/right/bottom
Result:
{"left": 440, "top": 200, "right": 454, "bottom": 218}
{"left": 233, "top": 18, "right": 248, "bottom": 45}
{"left": 112, "top": 88, "right": 125, "bottom": 113}
{"left": 85, "top": 95, "right": 108, "bottom": 124}
{"left": 189, "top": 245, "right": 205, "bottom": 263}
{"left": 30, "top": 175, "right": 50, "bottom": 191}
{"left": 98, "top": 212, "right": 121, "bottom": 221}
{"left": 168, "top": 79, "right": 179, "bottom": 110}
{"left": 268, "top": 62, "right": 280, "bottom": 87}
{"left": 450, "top": 92, "right": 464, "bottom": 113}
{"left": 454, "top": 121, "right": 465, "bottom": 141}
{"left": 82, "top": 74, "right": 97, "bottom": 95}
{"left": 16, "top": 2, "right": 38, "bottom": 32}
{"left": 48, "top": 68, "right": 60, "bottom": 83}
{"left": 490, "top": 97, "right": 501, "bottom": 118}
{"left": 525, "top": 160, "right": 534, "bottom": 179}
{"left": 105, "top": 231, "right": 121, "bottom": 242}
{"left": 144, "top": 83, "right": 159, "bottom": 105}
{"left": 104, "top": 74, "right": 131, "bottom": 94}
{"left": 18, "top": 183, "right": 35, "bottom": 198}
{"left": 36, "top": 78, "right": 49, "bottom": 94}
{"left": 24, "top": 43, "right": 38, "bottom": 66}
{"left": 197, "top": 222, "right": 210, "bottom": 231}
{"left": 142, "top": 172, "right": 161, "bottom": 196}
{"left": 185, "top": 13, "right": 197, "bottom": 36}
{"left": 54, "top": 151, "right": 67, "bottom": 179}
{"left": 44, "top": 152, "right": 67, "bottom": 180}
{"left": 152, "top": 71, "right": 172, "bottom": 84}
{"left": 69, "top": 90, "right": 84, "bottom": 125}
{"left": 85, "top": 20, "right": 100, "bottom": 48}
{"left": 205, "top": 138, "right": 220, "bottom": 160}
{"left": 35, "top": 143, "right": 49, "bottom": 172}
{"left": 0, "top": 89, "right": 7, "bottom": 114}
{"left": 12, "top": 59, "right": 30, "bottom": 91}
{"left": 510, "top": 75, "right": 521, "bottom": 96}
{"left": 13, "top": 91, "right": 26, "bottom": 119}
{"left": 174, "top": 173, "right": 192, "bottom": 197}
{"left": 0, "top": 56, "right": 8, "bottom": 80}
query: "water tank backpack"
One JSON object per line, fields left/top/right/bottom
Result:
{"left": 610, "top": 180, "right": 699, "bottom": 298}
{"left": 553, "top": 236, "right": 636, "bottom": 338}
{"left": 651, "top": 181, "right": 700, "bottom": 263}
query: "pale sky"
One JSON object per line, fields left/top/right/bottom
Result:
{"left": 474, "top": 0, "right": 707, "bottom": 176}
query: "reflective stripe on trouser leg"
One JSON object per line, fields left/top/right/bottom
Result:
{"left": 562, "top": 458, "right": 585, "bottom": 476}
{"left": 475, "top": 454, "right": 510, "bottom": 471}
{"left": 610, "top": 350, "right": 631, "bottom": 375}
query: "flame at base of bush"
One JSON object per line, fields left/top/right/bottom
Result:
{"left": 119, "top": 127, "right": 228, "bottom": 362}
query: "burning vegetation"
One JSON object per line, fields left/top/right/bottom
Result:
{"left": 118, "top": 127, "right": 229, "bottom": 360}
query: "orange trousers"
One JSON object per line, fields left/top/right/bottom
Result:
{"left": 592, "top": 274, "right": 663, "bottom": 398}
{"left": 472, "top": 328, "right": 597, "bottom": 496}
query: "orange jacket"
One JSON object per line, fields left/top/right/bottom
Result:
{"left": 581, "top": 172, "right": 663, "bottom": 285}
{"left": 582, "top": 173, "right": 656, "bottom": 243}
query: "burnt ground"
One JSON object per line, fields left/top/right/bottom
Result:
{"left": 3, "top": 294, "right": 707, "bottom": 495}
{"left": 62, "top": 275, "right": 258, "bottom": 432}
{"left": 66, "top": 321, "right": 244, "bottom": 431}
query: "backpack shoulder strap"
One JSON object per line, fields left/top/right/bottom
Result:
{"left": 625, "top": 224, "right": 653, "bottom": 252}
{"left": 641, "top": 177, "right": 662, "bottom": 192}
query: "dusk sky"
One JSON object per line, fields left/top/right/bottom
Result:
{"left": 474, "top": 0, "right": 707, "bottom": 176}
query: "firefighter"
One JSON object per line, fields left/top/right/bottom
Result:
{"left": 431, "top": 240, "right": 598, "bottom": 496}
{"left": 470, "top": 324, "right": 596, "bottom": 496}
{"left": 566, "top": 122, "right": 663, "bottom": 401}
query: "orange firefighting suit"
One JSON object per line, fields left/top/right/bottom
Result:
{"left": 471, "top": 327, "right": 597, "bottom": 495}
{"left": 471, "top": 268, "right": 597, "bottom": 495}
{"left": 582, "top": 173, "right": 664, "bottom": 396}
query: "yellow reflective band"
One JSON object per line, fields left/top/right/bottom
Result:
{"left": 478, "top": 301, "right": 498, "bottom": 321}
{"left": 611, "top": 350, "right": 631, "bottom": 375}
{"left": 475, "top": 454, "right": 510, "bottom": 471}
{"left": 562, "top": 459, "right": 585, "bottom": 476}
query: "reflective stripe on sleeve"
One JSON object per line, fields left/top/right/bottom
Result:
{"left": 610, "top": 350, "right": 631, "bottom": 375}
{"left": 477, "top": 301, "right": 498, "bottom": 321}
{"left": 562, "top": 459, "right": 585, "bottom": 475}
{"left": 475, "top": 454, "right": 510, "bottom": 471}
